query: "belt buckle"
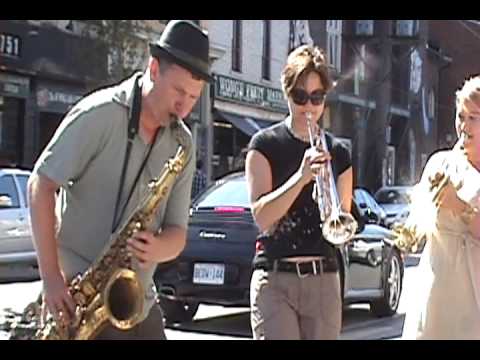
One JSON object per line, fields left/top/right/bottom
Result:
{"left": 295, "top": 260, "right": 320, "bottom": 278}
{"left": 295, "top": 262, "right": 309, "bottom": 278}
{"left": 317, "top": 259, "right": 324, "bottom": 274}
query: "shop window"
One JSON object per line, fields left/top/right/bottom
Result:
{"left": 212, "top": 120, "right": 251, "bottom": 179}
{"left": 0, "top": 97, "right": 24, "bottom": 166}
{"left": 39, "top": 112, "right": 62, "bottom": 152}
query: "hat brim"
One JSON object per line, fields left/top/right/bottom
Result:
{"left": 150, "top": 43, "right": 214, "bottom": 83}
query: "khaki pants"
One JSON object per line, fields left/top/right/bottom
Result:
{"left": 250, "top": 269, "right": 342, "bottom": 340}
{"left": 94, "top": 303, "right": 167, "bottom": 340}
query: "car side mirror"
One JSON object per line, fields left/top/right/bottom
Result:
{"left": 356, "top": 217, "right": 365, "bottom": 233}
{"left": 0, "top": 194, "right": 13, "bottom": 208}
{"left": 359, "top": 203, "right": 367, "bottom": 209}
{"left": 364, "top": 209, "right": 379, "bottom": 224}
{"left": 351, "top": 201, "right": 365, "bottom": 233}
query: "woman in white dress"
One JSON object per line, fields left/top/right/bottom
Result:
{"left": 402, "top": 75, "right": 480, "bottom": 339}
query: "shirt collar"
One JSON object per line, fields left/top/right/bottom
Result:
{"left": 111, "top": 71, "right": 143, "bottom": 109}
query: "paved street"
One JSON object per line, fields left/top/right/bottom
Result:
{"left": 0, "top": 256, "right": 420, "bottom": 340}
{"left": 163, "top": 255, "right": 420, "bottom": 340}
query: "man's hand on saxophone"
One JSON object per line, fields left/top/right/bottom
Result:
{"left": 28, "top": 172, "right": 76, "bottom": 327}
{"left": 41, "top": 271, "right": 76, "bottom": 326}
{"left": 127, "top": 231, "right": 161, "bottom": 269}
{"left": 127, "top": 225, "right": 187, "bottom": 269}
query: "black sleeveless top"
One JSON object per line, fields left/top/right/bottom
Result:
{"left": 249, "top": 121, "right": 352, "bottom": 266}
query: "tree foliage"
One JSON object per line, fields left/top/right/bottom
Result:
{"left": 81, "top": 20, "right": 154, "bottom": 83}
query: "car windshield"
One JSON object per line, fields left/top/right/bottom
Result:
{"left": 375, "top": 189, "right": 410, "bottom": 204}
{"left": 195, "top": 177, "right": 250, "bottom": 208}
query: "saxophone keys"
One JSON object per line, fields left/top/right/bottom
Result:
{"left": 81, "top": 282, "right": 96, "bottom": 297}
{"left": 104, "top": 255, "right": 113, "bottom": 266}
{"left": 73, "top": 292, "right": 87, "bottom": 306}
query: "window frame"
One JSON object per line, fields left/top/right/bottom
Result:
{"left": 232, "top": 20, "right": 243, "bottom": 73}
{"left": 326, "top": 20, "right": 343, "bottom": 72}
{"left": 262, "top": 20, "right": 271, "bottom": 81}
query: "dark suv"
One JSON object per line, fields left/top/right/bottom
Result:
{"left": 154, "top": 173, "right": 403, "bottom": 324}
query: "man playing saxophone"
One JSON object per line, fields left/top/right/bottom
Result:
{"left": 401, "top": 75, "right": 480, "bottom": 340}
{"left": 27, "top": 20, "right": 212, "bottom": 340}
{"left": 246, "top": 45, "right": 354, "bottom": 340}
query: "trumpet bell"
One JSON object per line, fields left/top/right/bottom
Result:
{"left": 322, "top": 213, "right": 358, "bottom": 245}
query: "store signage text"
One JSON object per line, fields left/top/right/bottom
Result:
{"left": 215, "top": 75, "right": 288, "bottom": 112}
{"left": 37, "top": 88, "right": 82, "bottom": 108}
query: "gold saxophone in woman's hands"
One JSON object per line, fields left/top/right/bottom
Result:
{"left": 393, "top": 134, "right": 465, "bottom": 253}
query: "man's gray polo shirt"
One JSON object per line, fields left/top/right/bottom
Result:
{"left": 33, "top": 73, "right": 195, "bottom": 321}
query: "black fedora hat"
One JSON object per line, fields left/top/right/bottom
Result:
{"left": 149, "top": 20, "right": 213, "bottom": 83}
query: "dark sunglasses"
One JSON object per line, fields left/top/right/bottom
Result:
{"left": 291, "top": 88, "right": 327, "bottom": 106}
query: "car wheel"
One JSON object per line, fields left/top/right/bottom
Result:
{"left": 158, "top": 296, "right": 199, "bottom": 324}
{"left": 370, "top": 249, "right": 403, "bottom": 317}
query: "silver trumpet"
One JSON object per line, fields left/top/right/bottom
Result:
{"left": 306, "top": 112, "right": 358, "bottom": 246}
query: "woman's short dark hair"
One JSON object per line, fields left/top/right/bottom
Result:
{"left": 281, "top": 45, "right": 333, "bottom": 97}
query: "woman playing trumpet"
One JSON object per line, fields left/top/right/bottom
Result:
{"left": 402, "top": 75, "right": 480, "bottom": 340}
{"left": 245, "top": 45, "right": 354, "bottom": 340}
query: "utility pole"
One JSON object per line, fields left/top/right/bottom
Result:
{"left": 199, "top": 20, "right": 224, "bottom": 186}
{"left": 200, "top": 83, "right": 213, "bottom": 185}
{"left": 365, "top": 20, "right": 392, "bottom": 192}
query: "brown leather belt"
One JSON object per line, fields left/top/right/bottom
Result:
{"left": 260, "top": 257, "right": 338, "bottom": 277}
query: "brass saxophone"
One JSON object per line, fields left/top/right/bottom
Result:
{"left": 18, "top": 125, "right": 189, "bottom": 340}
{"left": 393, "top": 134, "right": 465, "bottom": 253}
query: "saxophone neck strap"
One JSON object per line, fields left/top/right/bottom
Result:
{"left": 112, "top": 74, "right": 150, "bottom": 233}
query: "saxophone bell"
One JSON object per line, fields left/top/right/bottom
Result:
{"left": 103, "top": 268, "right": 144, "bottom": 330}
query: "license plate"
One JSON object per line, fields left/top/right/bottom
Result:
{"left": 193, "top": 263, "right": 225, "bottom": 285}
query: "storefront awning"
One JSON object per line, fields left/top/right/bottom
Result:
{"left": 214, "top": 110, "right": 274, "bottom": 136}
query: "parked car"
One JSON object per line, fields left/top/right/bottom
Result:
{"left": 354, "top": 188, "right": 387, "bottom": 227}
{"left": 154, "top": 172, "right": 404, "bottom": 324}
{"left": 374, "top": 186, "right": 413, "bottom": 228}
{"left": 0, "top": 168, "right": 38, "bottom": 283}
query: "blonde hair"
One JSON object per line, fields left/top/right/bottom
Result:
{"left": 281, "top": 45, "right": 332, "bottom": 97}
{"left": 456, "top": 75, "right": 480, "bottom": 112}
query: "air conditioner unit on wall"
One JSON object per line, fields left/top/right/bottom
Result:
{"left": 395, "top": 20, "right": 419, "bottom": 37}
{"left": 355, "top": 20, "right": 374, "bottom": 36}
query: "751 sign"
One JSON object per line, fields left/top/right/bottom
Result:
{"left": 0, "top": 33, "right": 21, "bottom": 58}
